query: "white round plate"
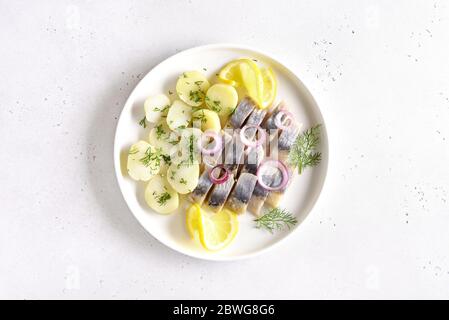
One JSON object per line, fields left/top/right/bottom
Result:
{"left": 114, "top": 44, "right": 328, "bottom": 261}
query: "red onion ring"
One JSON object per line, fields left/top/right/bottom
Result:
{"left": 208, "top": 165, "right": 230, "bottom": 185}
{"left": 240, "top": 125, "right": 266, "bottom": 148}
{"left": 256, "top": 159, "right": 289, "bottom": 191}
{"left": 198, "top": 131, "right": 222, "bottom": 156}
{"left": 274, "top": 110, "right": 294, "bottom": 130}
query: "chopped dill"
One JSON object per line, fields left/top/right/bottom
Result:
{"left": 179, "top": 178, "right": 187, "bottom": 185}
{"left": 155, "top": 191, "right": 171, "bottom": 206}
{"left": 193, "top": 109, "right": 207, "bottom": 124}
{"left": 153, "top": 105, "right": 169, "bottom": 113}
{"left": 139, "top": 116, "right": 147, "bottom": 128}
{"left": 155, "top": 124, "right": 166, "bottom": 139}
{"left": 162, "top": 154, "right": 171, "bottom": 166}
{"left": 139, "top": 146, "right": 162, "bottom": 170}
{"left": 189, "top": 90, "right": 204, "bottom": 103}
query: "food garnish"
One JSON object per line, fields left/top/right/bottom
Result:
{"left": 288, "top": 124, "right": 322, "bottom": 174}
{"left": 254, "top": 207, "right": 297, "bottom": 233}
{"left": 138, "top": 116, "right": 147, "bottom": 128}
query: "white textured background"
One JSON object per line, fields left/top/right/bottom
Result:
{"left": 1, "top": 0, "right": 449, "bottom": 299}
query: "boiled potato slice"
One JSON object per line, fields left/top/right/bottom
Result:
{"left": 205, "top": 84, "right": 238, "bottom": 117}
{"left": 192, "top": 109, "right": 221, "bottom": 132}
{"left": 166, "top": 100, "right": 192, "bottom": 131}
{"left": 167, "top": 162, "right": 200, "bottom": 194}
{"left": 171, "top": 128, "right": 202, "bottom": 166}
{"left": 127, "top": 141, "right": 161, "bottom": 181}
{"left": 148, "top": 120, "right": 179, "bottom": 155}
{"left": 176, "top": 71, "right": 210, "bottom": 107}
{"left": 158, "top": 155, "right": 171, "bottom": 176}
{"left": 144, "top": 94, "right": 170, "bottom": 123}
{"left": 145, "top": 175, "right": 179, "bottom": 214}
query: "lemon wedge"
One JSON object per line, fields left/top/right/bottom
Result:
{"left": 239, "top": 60, "right": 264, "bottom": 107}
{"left": 260, "top": 67, "right": 277, "bottom": 109}
{"left": 186, "top": 203, "right": 201, "bottom": 239}
{"left": 187, "top": 203, "right": 239, "bottom": 251}
{"left": 218, "top": 59, "right": 244, "bottom": 86}
{"left": 219, "top": 59, "right": 277, "bottom": 109}
{"left": 198, "top": 208, "right": 239, "bottom": 251}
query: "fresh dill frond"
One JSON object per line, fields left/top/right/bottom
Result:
{"left": 155, "top": 191, "right": 171, "bottom": 206}
{"left": 254, "top": 208, "right": 298, "bottom": 233}
{"left": 288, "top": 124, "right": 322, "bottom": 174}
{"left": 139, "top": 116, "right": 147, "bottom": 128}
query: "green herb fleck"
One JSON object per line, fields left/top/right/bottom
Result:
{"left": 155, "top": 124, "right": 166, "bottom": 139}
{"left": 189, "top": 90, "right": 204, "bottom": 103}
{"left": 188, "top": 134, "right": 195, "bottom": 164}
{"left": 255, "top": 208, "right": 298, "bottom": 233}
{"left": 139, "top": 116, "right": 147, "bottom": 128}
{"left": 179, "top": 178, "right": 187, "bottom": 185}
{"left": 209, "top": 100, "right": 222, "bottom": 113}
{"left": 155, "top": 192, "right": 171, "bottom": 206}
{"left": 153, "top": 105, "right": 169, "bottom": 113}
{"left": 193, "top": 109, "right": 207, "bottom": 124}
{"left": 139, "top": 146, "right": 162, "bottom": 170}
{"left": 162, "top": 154, "right": 171, "bottom": 166}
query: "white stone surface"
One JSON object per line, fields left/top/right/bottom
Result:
{"left": 1, "top": 0, "right": 449, "bottom": 299}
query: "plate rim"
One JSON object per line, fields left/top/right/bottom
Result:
{"left": 113, "top": 43, "right": 329, "bottom": 261}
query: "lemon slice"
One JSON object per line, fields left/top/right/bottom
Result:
{"left": 239, "top": 60, "right": 264, "bottom": 107}
{"left": 218, "top": 59, "right": 244, "bottom": 86}
{"left": 260, "top": 67, "right": 277, "bottom": 109}
{"left": 186, "top": 203, "right": 201, "bottom": 239}
{"left": 198, "top": 208, "right": 239, "bottom": 251}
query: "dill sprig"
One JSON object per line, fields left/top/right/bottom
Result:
{"left": 288, "top": 124, "right": 322, "bottom": 174}
{"left": 255, "top": 208, "right": 298, "bottom": 233}
{"left": 139, "top": 116, "right": 147, "bottom": 128}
